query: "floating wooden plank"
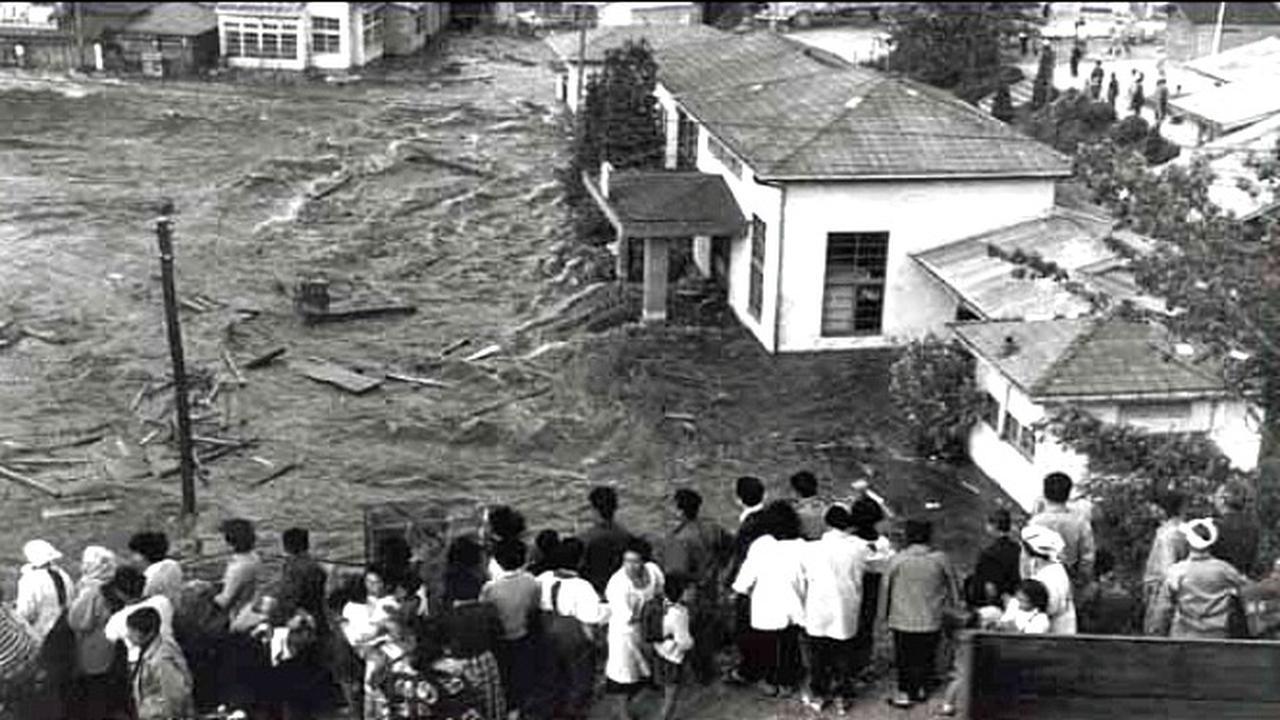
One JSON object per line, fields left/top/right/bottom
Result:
{"left": 250, "top": 461, "right": 300, "bottom": 488}
{"left": 386, "top": 372, "right": 452, "bottom": 389}
{"left": 465, "top": 386, "right": 551, "bottom": 420}
{"left": 129, "top": 382, "right": 151, "bottom": 412}
{"left": 222, "top": 348, "right": 246, "bottom": 386}
{"left": 192, "top": 435, "right": 252, "bottom": 448}
{"left": 41, "top": 499, "right": 117, "bottom": 521}
{"left": 663, "top": 412, "right": 696, "bottom": 422}
{"left": 244, "top": 347, "right": 287, "bottom": 370}
{"left": 293, "top": 359, "right": 383, "bottom": 394}
{"left": 441, "top": 338, "right": 473, "bottom": 356}
{"left": 20, "top": 326, "right": 65, "bottom": 344}
{"left": 298, "top": 302, "right": 418, "bottom": 325}
{"left": 0, "top": 464, "right": 61, "bottom": 498}
{"left": 464, "top": 344, "right": 502, "bottom": 362}
{"left": 6, "top": 457, "right": 93, "bottom": 466}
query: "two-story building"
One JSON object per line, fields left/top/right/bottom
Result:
{"left": 955, "top": 316, "right": 1263, "bottom": 511}
{"left": 215, "top": 2, "right": 445, "bottom": 71}
{"left": 578, "top": 31, "right": 1076, "bottom": 353}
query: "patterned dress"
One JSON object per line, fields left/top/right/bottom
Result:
{"left": 375, "top": 655, "right": 488, "bottom": 720}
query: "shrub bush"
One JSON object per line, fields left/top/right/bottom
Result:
{"left": 889, "top": 335, "right": 985, "bottom": 462}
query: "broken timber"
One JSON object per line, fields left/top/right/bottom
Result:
{"left": 244, "top": 347, "right": 287, "bottom": 370}
{"left": 297, "top": 299, "right": 417, "bottom": 325}
{"left": 0, "top": 464, "right": 62, "bottom": 498}
{"left": 41, "top": 499, "right": 117, "bottom": 521}
{"left": 222, "top": 348, "right": 246, "bottom": 386}
{"left": 293, "top": 359, "right": 383, "bottom": 394}
{"left": 465, "top": 386, "right": 551, "bottom": 420}
{"left": 386, "top": 372, "right": 451, "bottom": 389}
{"left": 250, "top": 461, "right": 300, "bottom": 488}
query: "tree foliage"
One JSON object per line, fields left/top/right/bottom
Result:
{"left": 1074, "top": 137, "right": 1280, "bottom": 542}
{"left": 883, "top": 3, "right": 1022, "bottom": 103}
{"left": 889, "top": 335, "right": 985, "bottom": 461}
{"left": 1045, "top": 406, "right": 1237, "bottom": 579}
{"left": 561, "top": 40, "right": 666, "bottom": 244}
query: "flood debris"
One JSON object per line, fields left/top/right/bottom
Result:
{"left": 0, "top": 464, "right": 62, "bottom": 498}
{"left": 464, "top": 344, "right": 502, "bottom": 363}
{"left": 249, "top": 460, "right": 300, "bottom": 488}
{"left": 222, "top": 348, "right": 246, "bottom": 386}
{"left": 385, "top": 372, "right": 452, "bottom": 389}
{"left": 244, "top": 347, "right": 287, "bottom": 370}
{"left": 293, "top": 277, "right": 417, "bottom": 325}
{"left": 41, "top": 498, "right": 117, "bottom": 520}
{"left": 441, "top": 338, "right": 473, "bottom": 356}
{"left": 293, "top": 358, "right": 383, "bottom": 394}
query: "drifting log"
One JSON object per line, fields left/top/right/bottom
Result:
{"left": 5, "top": 457, "right": 93, "bottom": 466}
{"left": 465, "top": 386, "right": 551, "bottom": 420}
{"left": 41, "top": 500, "right": 117, "bottom": 520}
{"left": 0, "top": 464, "right": 61, "bottom": 497}
{"left": 244, "top": 347, "right": 287, "bottom": 370}
{"left": 464, "top": 344, "right": 502, "bottom": 362}
{"left": 386, "top": 372, "right": 452, "bottom": 389}
{"left": 441, "top": 338, "right": 473, "bottom": 356}
{"left": 250, "top": 461, "right": 300, "bottom": 488}
{"left": 222, "top": 349, "right": 246, "bottom": 386}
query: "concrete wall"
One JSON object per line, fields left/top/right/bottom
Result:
{"left": 775, "top": 178, "right": 1056, "bottom": 352}
{"left": 968, "top": 353, "right": 1264, "bottom": 511}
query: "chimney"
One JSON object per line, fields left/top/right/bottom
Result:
{"left": 600, "top": 160, "right": 613, "bottom": 199}
{"left": 1000, "top": 335, "right": 1020, "bottom": 358}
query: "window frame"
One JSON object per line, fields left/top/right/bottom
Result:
{"left": 980, "top": 392, "right": 1001, "bottom": 431}
{"left": 820, "top": 231, "right": 890, "bottom": 337}
{"left": 1001, "top": 411, "right": 1037, "bottom": 459}
{"left": 311, "top": 15, "right": 341, "bottom": 54}
{"left": 362, "top": 9, "right": 383, "bottom": 48}
{"left": 748, "top": 215, "right": 766, "bottom": 321}
{"left": 676, "top": 109, "right": 699, "bottom": 170}
{"left": 707, "top": 134, "right": 743, "bottom": 179}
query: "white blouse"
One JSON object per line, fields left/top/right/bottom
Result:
{"left": 732, "top": 536, "right": 807, "bottom": 631}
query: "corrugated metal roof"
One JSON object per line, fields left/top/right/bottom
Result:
{"left": 214, "top": 2, "right": 306, "bottom": 16}
{"left": 954, "top": 317, "right": 1230, "bottom": 399}
{"left": 912, "top": 208, "right": 1127, "bottom": 320}
{"left": 1180, "top": 35, "right": 1280, "bottom": 83}
{"left": 1170, "top": 75, "right": 1280, "bottom": 130}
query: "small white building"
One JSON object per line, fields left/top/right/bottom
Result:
{"left": 215, "top": 1, "right": 393, "bottom": 71}
{"left": 578, "top": 31, "right": 1075, "bottom": 352}
{"left": 383, "top": 2, "right": 448, "bottom": 56}
{"left": 954, "top": 316, "right": 1263, "bottom": 511}
{"left": 596, "top": 2, "right": 702, "bottom": 27}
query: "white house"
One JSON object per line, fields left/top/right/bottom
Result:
{"left": 596, "top": 2, "right": 702, "bottom": 27}
{"left": 215, "top": 1, "right": 393, "bottom": 71}
{"left": 544, "top": 23, "right": 722, "bottom": 113}
{"left": 578, "top": 31, "right": 1076, "bottom": 352}
{"left": 954, "top": 316, "right": 1263, "bottom": 511}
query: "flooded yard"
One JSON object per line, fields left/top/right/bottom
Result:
{"left": 0, "top": 32, "right": 997, "bottom": 591}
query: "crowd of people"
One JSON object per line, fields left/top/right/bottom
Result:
{"left": 0, "top": 468, "right": 1273, "bottom": 720}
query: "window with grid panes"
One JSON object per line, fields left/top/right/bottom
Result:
{"left": 312, "top": 16, "right": 340, "bottom": 54}
{"left": 981, "top": 392, "right": 1001, "bottom": 430}
{"left": 224, "top": 22, "right": 242, "bottom": 56}
{"left": 261, "top": 21, "right": 280, "bottom": 57}
{"left": 748, "top": 215, "right": 765, "bottom": 320}
{"left": 362, "top": 9, "right": 383, "bottom": 47}
{"left": 1001, "top": 411, "right": 1036, "bottom": 459}
{"left": 676, "top": 110, "right": 698, "bottom": 170}
{"left": 279, "top": 23, "right": 297, "bottom": 58}
{"left": 821, "top": 232, "right": 889, "bottom": 336}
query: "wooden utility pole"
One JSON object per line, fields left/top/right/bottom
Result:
{"left": 156, "top": 201, "right": 197, "bottom": 517}
{"left": 1211, "top": 1, "right": 1226, "bottom": 55}
{"left": 574, "top": 5, "right": 586, "bottom": 110}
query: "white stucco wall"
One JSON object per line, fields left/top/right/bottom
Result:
{"left": 218, "top": 12, "right": 307, "bottom": 71}
{"left": 598, "top": 3, "right": 701, "bottom": 26}
{"left": 775, "top": 178, "right": 1056, "bottom": 352}
{"left": 307, "top": 4, "right": 353, "bottom": 70}
{"left": 968, "top": 354, "right": 1264, "bottom": 511}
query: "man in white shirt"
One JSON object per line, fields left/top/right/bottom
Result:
{"left": 536, "top": 538, "right": 606, "bottom": 719}
{"left": 102, "top": 567, "right": 175, "bottom": 662}
{"left": 799, "top": 506, "right": 869, "bottom": 713}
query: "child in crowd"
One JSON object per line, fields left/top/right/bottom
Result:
{"left": 652, "top": 574, "right": 695, "bottom": 720}
{"left": 936, "top": 580, "right": 1050, "bottom": 716}
{"left": 1080, "top": 549, "right": 1140, "bottom": 635}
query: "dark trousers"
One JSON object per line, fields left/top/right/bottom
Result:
{"left": 545, "top": 621, "right": 594, "bottom": 720}
{"left": 893, "top": 631, "right": 940, "bottom": 700}
{"left": 734, "top": 595, "right": 764, "bottom": 682}
{"left": 496, "top": 634, "right": 540, "bottom": 715}
{"left": 746, "top": 626, "right": 802, "bottom": 690}
{"left": 806, "top": 635, "right": 854, "bottom": 701}
{"left": 850, "top": 573, "right": 881, "bottom": 677}
{"left": 688, "top": 601, "right": 722, "bottom": 684}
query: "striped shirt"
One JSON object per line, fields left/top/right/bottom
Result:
{"left": 0, "top": 606, "right": 37, "bottom": 683}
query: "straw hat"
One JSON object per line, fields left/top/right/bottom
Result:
{"left": 22, "top": 539, "right": 63, "bottom": 567}
{"left": 1020, "top": 525, "right": 1065, "bottom": 563}
{"left": 1181, "top": 518, "right": 1219, "bottom": 551}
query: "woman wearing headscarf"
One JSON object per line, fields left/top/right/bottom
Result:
{"left": 1019, "top": 526, "right": 1077, "bottom": 635}
{"left": 16, "top": 539, "right": 76, "bottom": 719}
{"left": 67, "top": 546, "right": 129, "bottom": 720}
{"left": 1147, "top": 518, "right": 1251, "bottom": 638}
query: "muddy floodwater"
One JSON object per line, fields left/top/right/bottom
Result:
{"left": 0, "top": 33, "right": 993, "bottom": 588}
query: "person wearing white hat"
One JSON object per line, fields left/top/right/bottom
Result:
{"left": 1019, "top": 526, "right": 1076, "bottom": 635}
{"left": 1146, "top": 518, "right": 1251, "bottom": 638}
{"left": 16, "top": 540, "right": 73, "bottom": 643}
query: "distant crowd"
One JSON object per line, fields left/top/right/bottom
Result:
{"left": 0, "top": 469, "right": 1275, "bottom": 719}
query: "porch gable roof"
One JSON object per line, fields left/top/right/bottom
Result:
{"left": 582, "top": 169, "right": 746, "bottom": 239}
